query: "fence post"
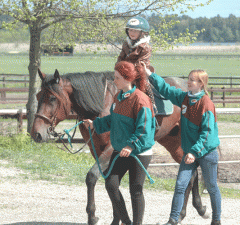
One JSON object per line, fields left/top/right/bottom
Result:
{"left": 17, "top": 109, "right": 23, "bottom": 133}
{"left": 3, "top": 77, "right": 6, "bottom": 98}
{"left": 222, "top": 87, "right": 225, "bottom": 107}
{"left": 211, "top": 87, "right": 213, "bottom": 100}
{"left": 230, "top": 76, "right": 233, "bottom": 95}
{"left": 24, "top": 75, "right": 27, "bottom": 88}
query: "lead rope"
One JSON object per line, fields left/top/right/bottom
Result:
{"left": 63, "top": 121, "right": 154, "bottom": 184}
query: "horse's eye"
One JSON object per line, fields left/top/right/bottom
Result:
{"left": 49, "top": 96, "right": 57, "bottom": 102}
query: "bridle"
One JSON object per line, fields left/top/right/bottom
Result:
{"left": 35, "top": 86, "right": 66, "bottom": 136}
{"left": 34, "top": 81, "right": 92, "bottom": 154}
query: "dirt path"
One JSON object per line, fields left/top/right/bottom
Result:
{"left": 0, "top": 165, "right": 240, "bottom": 225}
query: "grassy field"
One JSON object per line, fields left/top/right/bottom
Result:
{"left": 0, "top": 53, "right": 239, "bottom": 77}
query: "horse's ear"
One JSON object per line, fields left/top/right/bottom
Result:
{"left": 54, "top": 69, "right": 60, "bottom": 84}
{"left": 38, "top": 68, "right": 46, "bottom": 80}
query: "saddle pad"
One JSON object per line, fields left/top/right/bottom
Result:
{"left": 152, "top": 88, "right": 173, "bottom": 116}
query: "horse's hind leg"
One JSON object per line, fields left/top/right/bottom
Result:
{"left": 179, "top": 170, "right": 208, "bottom": 222}
{"left": 192, "top": 170, "right": 208, "bottom": 218}
{"left": 86, "top": 145, "right": 114, "bottom": 225}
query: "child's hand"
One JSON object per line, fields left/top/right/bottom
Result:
{"left": 184, "top": 153, "right": 196, "bottom": 164}
{"left": 120, "top": 146, "right": 133, "bottom": 157}
{"left": 83, "top": 119, "right": 94, "bottom": 129}
{"left": 140, "top": 62, "right": 152, "bottom": 77}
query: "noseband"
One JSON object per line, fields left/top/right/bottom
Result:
{"left": 35, "top": 85, "right": 69, "bottom": 136}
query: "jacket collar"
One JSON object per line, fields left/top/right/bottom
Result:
{"left": 187, "top": 90, "right": 205, "bottom": 105}
{"left": 188, "top": 90, "right": 205, "bottom": 98}
{"left": 126, "top": 36, "right": 150, "bottom": 49}
{"left": 117, "top": 86, "right": 136, "bottom": 101}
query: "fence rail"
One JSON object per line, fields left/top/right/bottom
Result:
{"left": 0, "top": 74, "right": 240, "bottom": 106}
{"left": 1, "top": 74, "right": 240, "bottom": 87}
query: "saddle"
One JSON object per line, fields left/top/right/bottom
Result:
{"left": 152, "top": 86, "right": 173, "bottom": 116}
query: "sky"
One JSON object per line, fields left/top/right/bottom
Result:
{"left": 181, "top": 0, "right": 240, "bottom": 18}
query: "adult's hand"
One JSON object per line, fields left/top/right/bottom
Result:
{"left": 120, "top": 146, "right": 133, "bottom": 157}
{"left": 83, "top": 119, "right": 94, "bottom": 130}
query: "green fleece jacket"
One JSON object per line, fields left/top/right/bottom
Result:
{"left": 93, "top": 86, "right": 155, "bottom": 155}
{"left": 149, "top": 73, "right": 220, "bottom": 158}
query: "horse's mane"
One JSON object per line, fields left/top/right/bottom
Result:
{"left": 64, "top": 71, "right": 114, "bottom": 116}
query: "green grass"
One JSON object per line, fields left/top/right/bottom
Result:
{"left": 217, "top": 114, "right": 240, "bottom": 123}
{"left": 0, "top": 133, "right": 95, "bottom": 184}
{"left": 0, "top": 53, "right": 239, "bottom": 77}
{"left": 151, "top": 57, "right": 240, "bottom": 77}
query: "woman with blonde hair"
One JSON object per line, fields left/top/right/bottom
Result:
{"left": 147, "top": 69, "right": 221, "bottom": 225}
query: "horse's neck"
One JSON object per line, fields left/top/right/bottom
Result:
{"left": 99, "top": 80, "right": 117, "bottom": 118}
{"left": 62, "top": 78, "right": 80, "bottom": 115}
{"left": 62, "top": 78, "right": 74, "bottom": 95}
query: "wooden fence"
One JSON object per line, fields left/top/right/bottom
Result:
{"left": 1, "top": 74, "right": 240, "bottom": 106}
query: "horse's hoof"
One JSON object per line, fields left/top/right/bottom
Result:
{"left": 88, "top": 217, "right": 99, "bottom": 225}
{"left": 200, "top": 206, "right": 210, "bottom": 219}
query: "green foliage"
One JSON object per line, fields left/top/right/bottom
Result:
{"left": 149, "top": 14, "right": 240, "bottom": 43}
{"left": 0, "top": 0, "right": 215, "bottom": 51}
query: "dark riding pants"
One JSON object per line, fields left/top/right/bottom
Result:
{"left": 105, "top": 150, "right": 152, "bottom": 225}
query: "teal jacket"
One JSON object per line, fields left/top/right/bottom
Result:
{"left": 149, "top": 73, "right": 220, "bottom": 158}
{"left": 93, "top": 86, "right": 155, "bottom": 155}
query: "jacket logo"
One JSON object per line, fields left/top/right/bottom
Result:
{"left": 191, "top": 99, "right": 197, "bottom": 103}
{"left": 112, "top": 103, "right": 116, "bottom": 111}
{"left": 124, "top": 93, "right": 131, "bottom": 98}
{"left": 182, "top": 105, "right": 187, "bottom": 114}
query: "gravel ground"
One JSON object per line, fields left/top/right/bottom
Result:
{"left": 0, "top": 162, "right": 240, "bottom": 225}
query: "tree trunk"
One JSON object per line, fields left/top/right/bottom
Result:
{"left": 26, "top": 24, "right": 41, "bottom": 133}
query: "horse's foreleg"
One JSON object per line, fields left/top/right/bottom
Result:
{"left": 86, "top": 145, "right": 113, "bottom": 225}
{"left": 192, "top": 171, "right": 208, "bottom": 218}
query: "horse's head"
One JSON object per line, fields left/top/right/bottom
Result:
{"left": 31, "top": 69, "right": 72, "bottom": 142}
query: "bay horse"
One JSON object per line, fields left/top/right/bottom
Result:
{"left": 31, "top": 69, "right": 208, "bottom": 225}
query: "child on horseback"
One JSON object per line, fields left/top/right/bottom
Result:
{"left": 147, "top": 69, "right": 221, "bottom": 225}
{"left": 84, "top": 61, "right": 156, "bottom": 225}
{"left": 116, "top": 16, "right": 152, "bottom": 71}
{"left": 117, "top": 16, "right": 156, "bottom": 112}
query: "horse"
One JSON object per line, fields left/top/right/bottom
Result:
{"left": 31, "top": 68, "right": 208, "bottom": 225}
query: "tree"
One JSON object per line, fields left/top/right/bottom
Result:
{"left": 0, "top": 0, "right": 212, "bottom": 133}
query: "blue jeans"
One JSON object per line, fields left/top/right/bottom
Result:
{"left": 170, "top": 149, "right": 221, "bottom": 222}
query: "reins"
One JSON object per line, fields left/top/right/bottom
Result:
{"left": 62, "top": 120, "right": 155, "bottom": 184}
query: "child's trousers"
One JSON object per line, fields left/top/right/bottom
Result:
{"left": 170, "top": 149, "right": 221, "bottom": 222}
